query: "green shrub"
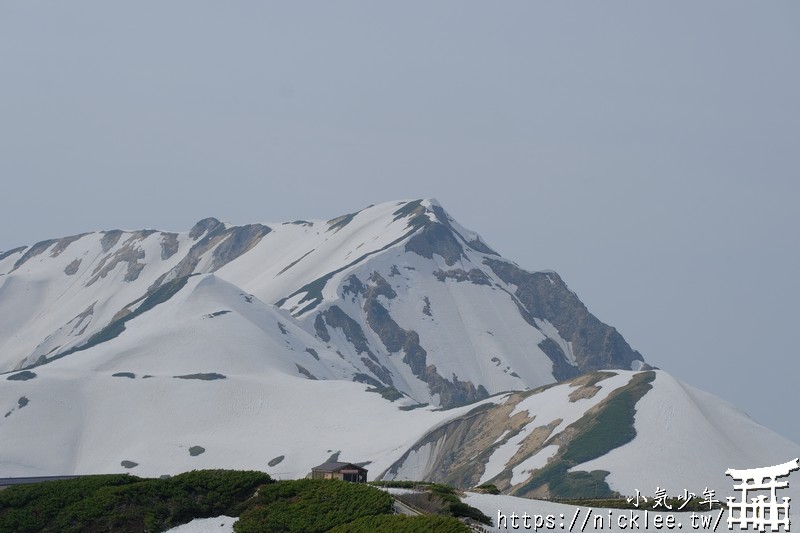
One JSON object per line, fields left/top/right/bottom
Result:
{"left": 475, "top": 483, "right": 500, "bottom": 494}
{"left": 0, "top": 470, "right": 270, "bottom": 533}
{"left": 235, "top": 479, "right": 392, "bottom": 533}
{"left": 0, "top": 475, "right": 136, "bottom": 533}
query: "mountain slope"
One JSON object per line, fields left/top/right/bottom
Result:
{"left": 0, "top": 199, "right": 644, "bottom": 409}
{"left": 2, "top": 199, "right": 794, "bottom": 500}
{"left": 382, "top": 370, "right": 800, "bottom": 501}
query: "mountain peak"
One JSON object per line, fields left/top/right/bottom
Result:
{"left": 1, "top": 199, "right": 643, "bottom": 406}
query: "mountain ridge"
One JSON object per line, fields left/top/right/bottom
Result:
{"left": 0, "top": 199, "right": 645, "bottom": 409}
{"left": 2, "top": 199, "right": 794, "bottom": 501}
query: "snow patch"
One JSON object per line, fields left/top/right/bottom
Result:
{"left": 534, "top": 318, "right": 576, "bottom": 366}
{"left": 511, "top": 444, "right": 559, "bottom": 485}
{"left": 165, "top": 516, "right": 237, "bottom": 533}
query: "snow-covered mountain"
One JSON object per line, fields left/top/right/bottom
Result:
{"left": 384, "top": 369, "right": 800, "bottom": 500}
{"left": 0, "top": 199, "right": 644, "bottom": 408}
{"left": 1, "top": 199, "right": 796, "bottom": 499}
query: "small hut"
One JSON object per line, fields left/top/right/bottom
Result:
{"left": 310, "top": 461, "right": 368, "bottom": 483}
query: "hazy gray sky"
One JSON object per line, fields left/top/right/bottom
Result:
{"left": 2, "top": 2, "right": 799, "bottom": 444}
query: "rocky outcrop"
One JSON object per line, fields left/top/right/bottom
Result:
{"left": 149, "top": 221, "right": 270, "bottom": 292}
{"left": 485, "top": 258, "right": 645, "bottom": 373}
{"left": 87, "top": 233, "right": 151, "bottom": 285}
{"left": 433, "top": 268, "right": 492, "bottom": 285}
{"left": 382, "top": 371, "right": 655, "bottom": 499}
{"left": 363, "top": 274, "right": 488, "bottom": 408}
{"left": 209, "top": 224, "right": 272, "bottom": 271}
{"left": 405, "top": 222, "right": 465, "bottom": 266}
{"left": 160, "top": 232, "right": 180, "bottom": 260}
{"left": 12, "top": 239, "right": 58, "bottom": 270}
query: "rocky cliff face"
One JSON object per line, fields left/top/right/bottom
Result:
{"left": 0, "top": 199, "right": 644, "bottom": 408}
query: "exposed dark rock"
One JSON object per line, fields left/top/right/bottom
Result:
{"left": 305, "top": 348, "right": 320, "bottom": 360}
{"left": 367, "top": 272, "right": 397, "bottom": 300}
{"left": 64, "top": 258, "right": 82, "bottom": 276}
{"left": 365, "top": 297, "right": 487, "bottom": 408}
{"left": 484, "top": 258, "right": 645, "bottom": 373}
{"left": 204, "top": 310, "right": 231, "bottom": 318}
{"left": 537, "top": 338, "right": 577, "bottom": 381}
{"left": 189, "top": 217, "right": 225, "bottom": 240}
{"left": 429, "top": 204, "right": 453, "bottom": 226}
{"left": 12, "top": 239, "right": 58, "bottom": 270}
{"left": 49, "top": 276, "right": 193, "bottom": 365}
{"left": 466, "top": 238, "right": 499, "bottom": 256}
{"left": 276, "top": 227, "right": 419, "bottom": 316}
{"left": 144, "top": 220, "right": 225, "bottom": 290}
{"left": 173, "top": 373, "right": 226, "bottom": 380}
{"left": 314, "top": 314, "right": 330, "bottom": 342}
{"left": 87, "top": 232, "right": 156, "bottom": 285}
{"left": 283, "top": 220, "right": 313, "bottom": 226}
{"left": 277, "top": 322, "right": 288, "bottom": 335}
{"left": 431, "top": 204, "right": 494, "bottom": 253}
{"left": 277, "top": 249, "right": 314, "bottom": 276}
{"left": 100, "top": 230, "right": 123, "bottom": 252}
{"left": 295, "top": 364, "right": 318, "bottom": 380}
{"left": 326, "top": 211, "right": 359, "bottom": 232}
{"left": 148, "top": 272, "right": 170, "bottom": 293}
{"left": 148, "top": 223, "right": 269, "bottom": 292}
{"left": 112, "top": 372, "right": 136, "bottom": 379}
{"left": 405, "top": 222, "right": 464, "bottom": 266}
{"left": 389, "top": 265, "right": 401, "bottom": 277}
{"left": 0, "top": 246, "right": 27, "bottom": 262}
{"left": 361, "top": 357, "right": 394, "bottom": 386}
{"left": 398, "top": 403, "right": 430, "bottom": 411}
{"left": 268, "top": 455, "right": 285, "bottom": 467}
{"left": 210, "top": 224, "right": 271, "bottom": 271}
{"left": 7, "top": 371, "right": 36, "bottom": 381}
{"left": 148, "top": 225, "right": 226, "bottom": 291}
{"left": 322, "top": 306, "right": 372, "bottom": 355}
{"left": 50, "top": 234, "right": 89, "bottom": 257}
{"left": 189, "top": 446, "right": 205, "bottom": 456}
{"left": 393, "top": 199, "right": 424, "bottom": 221}
{"left": 342, "top": 275, "right": 365, "bottom": 298}
{"left": 353, "top": 373, "right": 383, "bottom": 388}
{"left": 422, "top": 297, "right": 432, "bottom": 316}
{"left": 433, "top": 268, "right": 492, "bottom": 286}
{"left": 366, "top": 385, "right": 404, "bottom": 402}
{"left": 17, "top": 396, "right": 29, "bottom": 409}
{"left": 382, "top": 402, "right": 502, "bottom": 487}
{"left": 365, "top": 299, "right": 405, "bottom": 353}
{"left": 318, "top": 305, "right": 395, "bottom": 386}
{"left": 393, "top": 199, "right": 429, "bottom": 229}
{"left": 428, "top": 203, "right": 500, "bottom": 256}
{"left": 160, "top": 232, "right": 180, "bottom": 260}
